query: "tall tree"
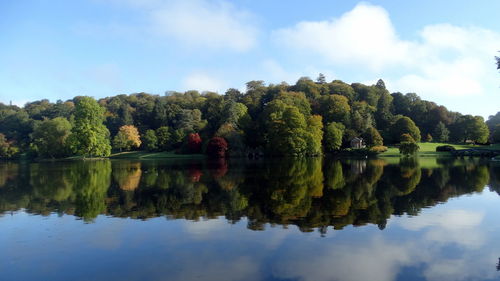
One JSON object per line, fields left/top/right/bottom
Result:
{"left": 142, "top": 129, "right": 158, "bottom": 151}
{"left": 324, "top": 122, "right": 344, "bottom": 152}
{"left": 68, "top": 97, "right": 111, "bottom": 157}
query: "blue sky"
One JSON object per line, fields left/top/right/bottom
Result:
{"left": 1, "top": 0, "right": 499, "bottom": 118}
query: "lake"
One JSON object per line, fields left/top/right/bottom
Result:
{"left": 1, "top": 157, "right": 500, "bottom": 281}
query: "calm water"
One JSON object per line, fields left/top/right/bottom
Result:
{"left": 1, "top": 157, "right": 500, "bottom": 281}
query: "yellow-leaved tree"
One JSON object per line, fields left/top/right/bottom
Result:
{"left": 113, "top": 125, "right": 141, "bottom": 152}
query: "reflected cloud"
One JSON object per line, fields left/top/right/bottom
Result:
{"left": 398, "top": 209, "right": 485, "bottom": 248}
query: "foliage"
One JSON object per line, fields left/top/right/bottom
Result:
{"left": 399, "top": 142, "right": 420, "bottom": 156}
{"left": 156, "top": 126, "right": 171, "bottom": 151}
{"left": 68, "top": 97, "right": 111, "bottom": 157}
{"left": 0, "top": 133, "right": 19, "bottom": 159}
{"left": 436, "top": 145, "right": 455, "bottom": 152}
{"left": 391, "top": 116, "right": 421, "bottom": 142}
{"left": 425, "top": 133, "right": 433, "bottom": 142}
{"left": 215, "top": 123, "right": 246, "bottom": 156}
{"left": 318, "top": 94, "right": 350, "bottom": 124}
{"left": 400, "top": 133, "right": 415, "bottom": 143}
{"left": 142, "top": 129, "right": 158, "bottom": 151}
{"left": 113, "top": 125, "right": 141, "bottom": 152}
{"left": 362, "top": 127, "right": 383, "bottom": 147}
{"left": 31, "top": 117, "right": 72, "bottom": 158}
{"left": 433, "top": 122, "right": 449, "bottom": 142}
{"left": 493, "top": 124, "right": 500, "bottom": 143}
{"left": 451, "top": 115, "right": 489, "bottom": 144}
{"left": 369, "top": 145, "right": 388, "bottom": 154}
{"left": 187, "top": 133, "right": 202, "bottom": 153}
{"left": 0, "top": 76, "right": 493, "bottom": 157}
{"left": 324, "top": 122, "right": 344, "bottom": 152}
{"left": 207, "top": 137, "right": 228, "bottom": 158}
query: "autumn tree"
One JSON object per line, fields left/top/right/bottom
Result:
{"left": 207, "top": 137, "right": 228, "bottom": 158}
{"left": 113, "top": 125, "right": 141, "bottom": 152}
{"left": 187, "top": 133, "right": 202, "bottom": 153}
{"left": 67, "top": 97, "right": 111, "bottom": 157}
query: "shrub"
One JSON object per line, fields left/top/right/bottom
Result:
{"left": 206, "top": 137, "right": 228, "bottom": 158}
{"left": 436, "top": 145, "right": 456, "bottom": 152}
{"left": 369, "top": 145, "right": 388, "bottom": 154}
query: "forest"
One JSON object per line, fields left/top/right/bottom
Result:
{"left": 0, "top": 76, "right": 498, "bottom": 159}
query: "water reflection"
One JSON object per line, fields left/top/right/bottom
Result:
{"left": 0, "top": 157, "right": 497, "bottom": 231}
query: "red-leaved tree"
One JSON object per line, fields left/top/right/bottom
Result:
{"left": 187, "top": 133, "right": 202, "bottom": 153}
{"left": 206, "top": 137, "right": 228, "bottom": 158}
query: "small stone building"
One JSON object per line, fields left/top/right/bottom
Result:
{"left": 350, "top": 137, "right": 365, "bottom": 149}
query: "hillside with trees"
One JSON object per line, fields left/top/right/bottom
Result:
{"left": 0, "top": 76, "right": 496, "bottom": 159}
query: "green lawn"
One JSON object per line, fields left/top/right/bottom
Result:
{"left": 109, "top": 151, "right": 206, "bottom": 159}
{"left": 380, "top": 142, "right": 500, "bottom": 157}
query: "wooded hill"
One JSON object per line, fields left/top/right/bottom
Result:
{"left": 0, "top": 76, "right": 498, "bottom": 158}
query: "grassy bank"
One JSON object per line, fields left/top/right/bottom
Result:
{"left": 380, "top": 142, "right": 500, "bottom": 157}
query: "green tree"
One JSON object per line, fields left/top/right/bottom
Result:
{"left": 142, "top": 129, "right": 158, "bottom": 151}
{"left": 362, "top": 127, "right": 383, "bottom": 147}
{"left": 324, "top": 122, "right": 344, "bottom": 152}
{"left": 31, "top": 117, "right": 72, "bottom": 158}
{"left": 68, "top": 97, "right": 111, "bottom": 157}
{"left": 156, "top": 126, "right": 171, "bottom": 151}
{"left": 305, "top": 115, "right": 323, "bottom": 156}
{"left": 433, "top": 122, "right": 449, "bottom": 142}
{"left": 264, "top": 101, "right": 308, "bottom": 156}
{"left": 390, "top": 116, "right": 421, "bottom": 143}
{"left": 452, "top": 115, "right": 489, "bottom": 144}
{"left": 318, "top": 94, "right": 351, "bottom": 124}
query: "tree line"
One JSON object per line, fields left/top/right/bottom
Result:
{"left": 0, "top": 76, "right": 497, "bottom": 159}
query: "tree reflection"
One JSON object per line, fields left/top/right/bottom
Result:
{"left": 0, "top": 158, "right": 496, "bottom": 233}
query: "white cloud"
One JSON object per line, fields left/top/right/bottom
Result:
{"left": 273, "top": 3, "right": 500, "bottom": 100}
{"left": 182, "top": 72, "right": 225, "bottom": 92}
{"left": 149, "top": 0, "right": 258, "bottom": 51}
{"left": 273, "top": 3, "right": 412, "bottom": 71}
